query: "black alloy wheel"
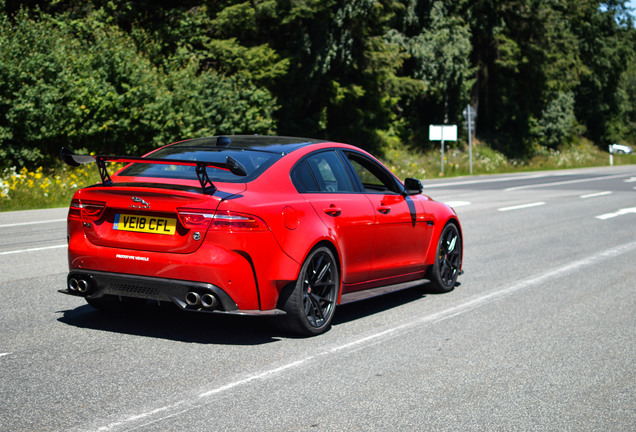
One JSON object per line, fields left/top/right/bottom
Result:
{"left": 281, "top": 246, "right": 339, "bottom": 336}
{"left": 427, "top": 222, "right": 462, "bottom": 293}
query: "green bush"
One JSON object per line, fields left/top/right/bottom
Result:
{"left": 0, "top": 7, "right": 276, "bottom": 168}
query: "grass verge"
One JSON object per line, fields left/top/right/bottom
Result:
{"left": 0, "top": 163, "right": 121, "bottom": 212}
{"left": 383, "top": 138, "right": 635, "bottom": 180}
{"left": 0, "top": 139, "right": 633, "bottom": 212}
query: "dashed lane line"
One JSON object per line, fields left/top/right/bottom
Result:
{"left": 596, "top": 207, "right": 636, "bottom": 220}
{"left": 498, "top": 202, "right": 546, "bottom": 212}
{"left": 423, "top": 173, "right": 545, "bottom": 189}
{"left": 580, "top": 191, "right": 612, "bottom": 199}
{"left": 504, "top": 173, "right": 630, "bottom": 191}
{"left": 0, "top": 218, "right": 66, "bottom": 229}
{"left": 0, "top": 244, "right": 66, "bottom": 255}
{"left": 444, "top": 201, "right": 471, "bottom": 208}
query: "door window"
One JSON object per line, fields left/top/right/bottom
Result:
{"left": 344, "top": 152, "right": 401, "bottom": 194}
{"left": 292, "top": 151, "right": 355, "bottom": 193}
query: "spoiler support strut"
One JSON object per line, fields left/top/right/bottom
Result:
{"left": 195, "top": 162, "right": 216, "bottom": 194}
{"left": 95, "top": 157, "right": 114, "bottom": 187}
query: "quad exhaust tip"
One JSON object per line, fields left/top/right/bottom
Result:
{"left": 185, "top": 291, "right": 201, "bottom": 307}
{"left": 200, "top": 293, "right": 218, "bottom": 309}
{"left": 185, "top": 291, "right": 218, "bottom": 309}
{"left": 68, "top": 278, "right": 90, "bottom": 294}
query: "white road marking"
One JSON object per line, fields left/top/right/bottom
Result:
{"left": 0, "top": 352, "right": 10, "bottom": 358}
{"left": 504, "top": 173, "right": 629, "bottom": 191}
{"left": 498, "top": 202, "right": 546, "bottom": 212}
{"left": 580, "top": 191, "right": 612, "bottom": 199}
{"left": 198, "top": 359, "right": 309, "bottom": 398}
{"left": 444, "top": 201, "right": 471, "bottom": 208}
{"left": 624, "top": 177, "right": 636, "bottom": 183}
{"left": 90, "top": 238, "right": 636, "bottom": 432}
{"left": 0, "top": 244, "right": 66, "bottom": 256}
{"left": 596, "top": 207, "right": 636, "bottom": 220}
{"left": 423, "top": 173, "right": 545, "bottom": 189}
{"left": 0, "top": 218, "right": 66, "bottom": 229}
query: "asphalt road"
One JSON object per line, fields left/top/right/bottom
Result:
{"left": 1, "top": 165, "right": 634, "bottom": 431}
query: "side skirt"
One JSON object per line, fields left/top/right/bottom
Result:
{"left": 339, "top": 279, "right": 428, "bottom": 305}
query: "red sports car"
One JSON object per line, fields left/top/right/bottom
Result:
{"left": 61, "top": 136, "right": 462, "bottom": 335}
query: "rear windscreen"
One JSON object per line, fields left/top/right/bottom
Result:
{"left": 117, "top": 147, "right": 283, "bottom": 183}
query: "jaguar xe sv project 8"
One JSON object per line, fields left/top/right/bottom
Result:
{"left": 61, "top": 136, "right": 463, "bottom": 336}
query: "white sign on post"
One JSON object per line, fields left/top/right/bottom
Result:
{"left": 429, "top": 125, "right": 457, "bottom": 141}
{"left": 429, "top": 125, "right": 457, "bottom": 174}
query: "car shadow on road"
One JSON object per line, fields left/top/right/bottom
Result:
{"left": 57, "top": 302, "right": 282, "bottom": 345}
{"left": 332, "top": 281, "right": 449, "bottom": 326}
{"left": 57, "top": 281, "right": 451, "bottom": 344}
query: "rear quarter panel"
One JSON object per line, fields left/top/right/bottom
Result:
{"left": 234, "top": 147, "right": 340, "bottom": 268}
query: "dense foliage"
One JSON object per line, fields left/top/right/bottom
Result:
{"left": 1, "top": 0, "right": 634, "bottom": 168}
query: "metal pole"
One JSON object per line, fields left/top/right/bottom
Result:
{"left": 468, "top": 109, "right": 473, "bottom": 175}
{"left": 441, "top": 138, "right": 445, "bottom": 175}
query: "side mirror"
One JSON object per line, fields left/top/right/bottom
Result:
{"left": 403, "top": 177, "right": 423, "bottom": 196}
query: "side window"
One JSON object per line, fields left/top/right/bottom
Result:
{"left": 291, "top": 151, "right": 355, "bottom": 193}
{"left": 291, "top": 160, "right": 320, "bottom": 192}
{"left": 345, "top": 152, "right": 400, "bottom": 194}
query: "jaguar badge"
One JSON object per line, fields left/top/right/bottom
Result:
{"left": 130, "top": 196, "right": 150, "bottom": 209}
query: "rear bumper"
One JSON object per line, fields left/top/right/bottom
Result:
{"left": 67, "top": 219, "right": 302, "bottom": 310}
{"left": 62, "top": 270, "right": 286, "bottom": 316}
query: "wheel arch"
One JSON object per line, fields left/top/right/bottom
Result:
{"left": 427, "top": 215, "right": 463, "bottom": 269}
{"left": 314, "top": 239, "right": 342, "bottom": 284}
{"left": 276, "top": 238, "right": 343, "bottom": 309}
{"left": 305, "top": 239, "right": 343, "bottom": 288}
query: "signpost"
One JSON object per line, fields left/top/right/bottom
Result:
{"left": 462, "top": 105, "right": 476, "bottom": 175}
{"left": 429, "top": 125, "right": 457, "bottom": 175}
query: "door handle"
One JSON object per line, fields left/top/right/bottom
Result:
{"left": 377, "top": 206, "right": 391, "bottom": 214}
{"left": 324, "top": 206, "right": 342, "bottom": 217}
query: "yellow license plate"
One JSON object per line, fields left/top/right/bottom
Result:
{"left": 113, "top": 214, "right": 177, "bottom": 235}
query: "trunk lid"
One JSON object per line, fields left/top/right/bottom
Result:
{"left": 75, "top": 184, "right": 244, "bottom": 254}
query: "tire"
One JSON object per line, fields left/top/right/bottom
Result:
{"left": 280, "top": 246, "right": 339, "bottom": 336}
{"left": 426, "top": 222, "right": 462, "bottom": 293}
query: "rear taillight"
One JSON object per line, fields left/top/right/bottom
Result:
{"left": 177, "top": 209, "right": 214, "bottom": 230}
{"left": 177, "top": 209, "right": 266, "bottom": 232}
{"left": 69, "top": 199, "right": 106, "bottom": 221}
{"left": 69, "top": 199, "right": 82, "bottom": 220}
{"left": 210, "top": 211, "right": 266, "bottom": 231}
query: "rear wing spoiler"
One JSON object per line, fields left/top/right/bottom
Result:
{"left": 60, "top": 147, "right": 247, "bottom": 194}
